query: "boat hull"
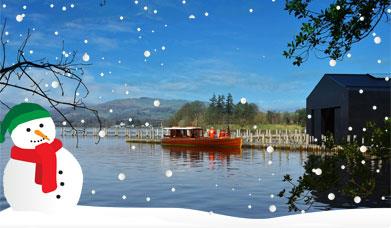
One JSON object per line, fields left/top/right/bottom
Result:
{"left": 161, "top": 137, "right": 242, "bottom": 148}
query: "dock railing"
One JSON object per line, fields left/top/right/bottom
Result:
{"left": 60, "top": 127, "right": 328, "bottom": 151}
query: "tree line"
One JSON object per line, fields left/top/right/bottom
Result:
{"left": 168, "top": 93, "right": 306, "bottom": 128}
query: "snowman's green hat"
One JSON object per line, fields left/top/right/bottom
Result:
{"left": 0, "top": 103, "right": 51, "bottom": 143}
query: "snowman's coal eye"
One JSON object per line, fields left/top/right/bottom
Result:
{"left": 26, "top": 128, "right": 31, "bottom": 132}
{"left": 39, "top": 123, "right": 44, "bottom": 128}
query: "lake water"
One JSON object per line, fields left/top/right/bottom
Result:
{"left": 1, "top": 136, "right": 331, "bottom": 218}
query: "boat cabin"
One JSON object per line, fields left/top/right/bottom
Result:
{"left": 164, "top": 127, "right": 204, "bottom": 138}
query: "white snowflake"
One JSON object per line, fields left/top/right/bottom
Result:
{"left": 329, "top": 59, "right": 337, "bottom": 67}
{"left": 307, "top": 114, "right": 312, "bottom": 119}
{"left": 153, "top": 100, "right": 160, "bottom": 107}
{"left": 240, "top": 97, "right": 247, "bottom": 104}
{"left": 374, "top": 36, "right": 381, "bottom": 44}
{"left": 359, "top": 145, "right": 367, "bottom": 153}
{"left": 16, "top": 15, "right": 24, "bottom": 22}
{"left": 98, "top": 130, "right": 106, "bottom": 138}
{"left": 266, "top": 146, "right": 274, "bottom": 153}
{"left": 354, "top": 196, "right": 361, "bottom": 204}
{"left": 118, "top": 173, "right": 126, "bottom": 181}
{"left": 144, "top": 50, "right": 151, "bottom": 58}
{"left": 165, "top": 170, "right": 173, "bottom": 177}
{"left": 189, "top": 14, "right": 196, "bottom": 20}
{"left": 269, "top": 205, "right": 277, "bottom": 213}
{"left": 204, "top": 12, "right": 209, "bottom": 17}
{"left": 82, "top": 52, "right": 90, "bottom": 62}
{"left": 51, "top": 81, "right": 59, "bottom": 89}
{"left": 328, "top": 193, "right": 335, "bottom": 200}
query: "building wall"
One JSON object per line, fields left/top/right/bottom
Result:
{"left": 306, "top": 77, "right": 349, "bottom": 142}
{"left": 347, "top": 88, "right": 391, "bottom": 142}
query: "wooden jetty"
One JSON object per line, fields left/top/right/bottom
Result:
{"left": 59, "top": 127, "right": 331, "bottom": 151}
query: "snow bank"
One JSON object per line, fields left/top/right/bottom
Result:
{"left": 0, "top": 206, "right": 389, "bottom": 228}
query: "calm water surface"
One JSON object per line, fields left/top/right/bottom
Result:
{"left": 0, "top": 136, "right": 331, "bottom": 218}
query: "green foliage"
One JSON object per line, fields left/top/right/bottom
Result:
{"left": 284, "top": 0, "right": 390, "bottom": 66}
{"left": 169, "top": 94, "right": 306, "bottom": 128}
{"left": 279, "top": 120, "right": 391, "bottom": 212}
{"left": 168, "top": 101, "right": 206, "bottom": 126}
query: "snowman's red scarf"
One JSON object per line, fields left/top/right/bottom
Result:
{"left": 10, "top": 139, "right": 62, "bottom": 193}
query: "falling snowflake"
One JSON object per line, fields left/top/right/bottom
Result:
{"left": 268, "top": 160, "right": 273, "bottom": 165}
{"left": 253, "top": 125, "right": 257, "bottom": 129}
{"left": 329, "top": 59, "right": 337, "bottom": 67}
{"left": 314, "top": 168, "right": 322, "bottom": 175}
{"left": 336, "top": 5, "right": 341, "bottom": 10}
{"left": 161, "top": 46, "right": 166, "bottom": 51}
{"left": 385, "top": 77, "right": 389, "bottom": 81}
{"left": 249, "top": 8, "right": 254, "bottom": 13}
{"left": 269, "top": 205, "right": 277, "bottom": 213}
{"left": 119, "top": 16, "right": 124, "bottom": 20}
{"left": 171, "top": 187, "right": 176, "bottom": 192}
{"left": 182, "top": 0, "right": 186, "bottom": 4}
{"left": 328, "top": 193, "right": 335, "bottom": 200}
{"left": 341, "top": 165, "right": 346, "bottom": 169}
{"left": 359, "top": 16, "right": 365, "bottom": 21}
{"left": 354, "top": 196, "right": 361, "bottom": 204}
{"left": 84, "top": 39, "right": 88, "bottom": 44}
{"left": 109, "top": 109, "right": 113, "bottom": 113}
{"left": 118, "top": 173, "right": 126, "bottom": 181}
{"left": 144, "top": 50, "right": 151, "bottom": 58}
{"left": 165, "top": 170, "right": 173, "bottom": 177}
{"left": 81, "top": 119, "right": 85, "bottom": 124}
{"left": 189, "top": 14, "right": 196, "bottom": 20}
{"left": 145, "top": 122, "right": 150, "bottom": 127}
{"left": 143, "top": 6, "right": 148, "bottom": 11}
{"left": 91, "top": 190, "right": 96, "bottom": 195}
{"left": 248, "top": 205, "right": 252, "bottom": 209}
{"left": 266, "top": 146, "right": 274, "bottom": 153}
{"left": 377, "top": 59, "right": 382, "bottom": 64}
{"left": 348, "top": 126, "right": 353, "bottom": 131}
{"left": 347, "top": 53, "right": 352, "bottom": 58}
{"left": 16, "top": 14, "right": 24, "bottom": 22}
{"left": 50, "top": 4, "right": 54, "bottom": 8}
{"left": 82, "top": 52, "right": 90, "bottom": 62}
{"left": 361, "top": 160, "right": 366, "bottom": 165}
{"left": 122, "top": 195, "right": 127, "bottom": 200}
{"left": 51, "top": 81, "right": 59, "bottom": 88}
{"left": 359, "top": 89, "right": 364, "bottom": 94}
{"left": 153, "top": 10, "right": 158, "bottom": 14}
{"left": 153, "top": 100, "right": 160, "bottom": 107}
{"left": 240, "top": 97, "right": 247, "bottom": 104}
{"left": 54, "top": 31, "right": 59, "bottom": 36}
{"left": 374, "top": 36, "right": 381, "bottom": 44}
{"left": 100, "top": 72, "right": 104, "bottom": 77}
{"left": 146, "top": 197, "right": 151, "bottom": 202}
{"left": 62, "top": 6, "right": 67, "bottom": 11}
{"left": 307, "top": 114, "right": 312, "bottom": 119}
{"left": 359, "top": 145, "right": 367, "bottom": 153}
{"left": 204, "top": 12, "right": 209, "bottom": 16}
{"left": 98, "top": 130, "right": 106, "bottom": 138}
{"left": 62, "top": 121, "right": 67, "bottom": 126}
{"left": 372, "top": 105, "right": 377, "bottom": 110}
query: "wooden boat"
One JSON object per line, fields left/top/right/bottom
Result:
{"left": 162, "top": 127, "right": 242, "bottom": 148}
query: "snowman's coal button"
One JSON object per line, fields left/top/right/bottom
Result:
{"left": 60, "top": 182, "right": 65, "bottom": 186}
{"left": 58, "top": 170, "right": 63, "bottom": 175}
{"left": 56, "top": 195, "right": 61, "bottom": 199}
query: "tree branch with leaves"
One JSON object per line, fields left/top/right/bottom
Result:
{"left": 283, "top": 0, "right": 390, "bottom": 66}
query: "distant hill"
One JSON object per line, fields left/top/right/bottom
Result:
{"left": 51, "top": 97, "right": 188, "bottom": 127}
{"left": 0, "top": 98, "right": 188, "bottom": 127}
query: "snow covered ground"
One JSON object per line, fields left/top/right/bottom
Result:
{"left": 0, "top": 206, "right": 390, "bottom": 228}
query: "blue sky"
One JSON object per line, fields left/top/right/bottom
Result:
{"left": 1, "top": 0, "right": 390, "bottom": 111}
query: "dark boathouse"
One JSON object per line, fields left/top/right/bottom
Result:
{"left": 306, "top": 74, "right": 390, "bottom": 143}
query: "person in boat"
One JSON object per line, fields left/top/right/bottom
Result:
{"left": 208, "top": 127, "right": 217, "bottom": 139}
{"left": 219, "top": 129, "right": 228, "bottom": 138}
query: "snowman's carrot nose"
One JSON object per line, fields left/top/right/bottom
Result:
{"left": 34, "top": 130, "right": 50, "bottom": 141}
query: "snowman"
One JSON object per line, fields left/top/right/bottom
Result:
{"left": 0, "top": 103, "right": 83, "bottom": 211}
